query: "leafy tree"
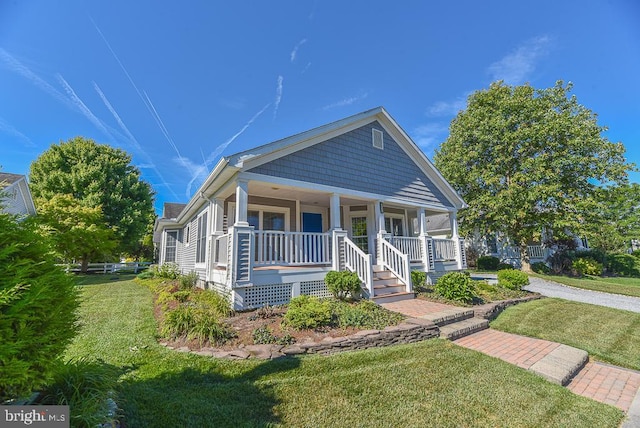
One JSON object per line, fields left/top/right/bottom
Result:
{"left": 584, "top": 183, "right": 640, "bottom": 252}
{"left": 36, "top": 194, "right": 117, "bottom": 272}
{"left": 434, "top": 81, "right": 633, "bottom": 271}
{"left": 0, "top": 212, "right": 79, "bottom": 400}
{"left": 29, "top": 137, "right": 155, "bottom": 257}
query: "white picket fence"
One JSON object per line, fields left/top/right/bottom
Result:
{"left": 61, "top": 262, "right": 152, "bottom": 274}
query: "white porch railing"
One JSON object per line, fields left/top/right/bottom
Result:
{"left": 379, "top": 237, "right": 411, "bottom": 291}
{"left": 61, "top": 262, "right": 151, "bottom": 274}
{"left": 389, "top": 236, "right": 422, "bottom": 262}
{"left": 433, "top": 239, "right": 457, "bottom": 261}
{"left": 527, "top": 245, "right": 546, "bottom": 259}
{"left": 214, "top": 234, "right": 229, "bottom": 266}
{"left": 343, "top": 236, "right": 373, "bottom": 296}
{"left": 254, "top": 231, "right": 332, "bottom": 266}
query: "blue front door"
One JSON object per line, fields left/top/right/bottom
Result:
{"left": 302, "top": 213, "right": 323, "bottom": 262}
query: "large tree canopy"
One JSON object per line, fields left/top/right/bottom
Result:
{"left": 29, "top": 137, "right": 155, "bottom": 257}
{"left": 434, "top": 81, "right": 633, "bottom": 269}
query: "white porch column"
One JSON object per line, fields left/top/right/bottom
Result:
{"left": 330, "top": 193, "right": 341, "bottom": 230}
{"left": 374, "top": 200, "right": 386, "bottom": 234}
{"left": 449, "top": 211, "right": 459, "bottom": 238}
{"left": 418, "top": 208, "right": 434, "bottom": 272}
{"left": 211, "top": 198, "right": 224, "bottom": 234}
{"left": 235, "top": 179, "right": 249, "bottom": 225}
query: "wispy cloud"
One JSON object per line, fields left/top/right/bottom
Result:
{"left": 56, "top": 74, "right": 113, "bottom": 138}
{"left": 425, "top": 98, "right": 467, "bottom": 117}
{"left": 182, "top": 103, "right": 272, "bottom": 197}
{"left": 290, "top": 38, "right": 307, "bottom": 62}
{"left": 0, "top": 48, "right": 70, "bottom": 107}
{"left": 93, "top": 82, "right": 179, "bottom": 200}
{"left": 302, "top": 62, "right": 312, "bottom": 74}
{"left": 273, "top": 75, "right": 284, "bottom": 119}
{"left": 487, "top": 35, "right": 552, "bottom": 85}
{"left": 0, "top": 117, "right": 35, "bottom": 147}
{"left": 322, "top": 92, "right": 368, "bottom": 110}
{"left": 411, "top": 123, "right": 449, "bottom": 154}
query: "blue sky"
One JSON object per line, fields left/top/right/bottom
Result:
{"left": 1, "top": 1, "right": 639, "bottom": 213}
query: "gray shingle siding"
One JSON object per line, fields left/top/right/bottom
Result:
{"left": 248, "top": 121, "right": 452, "bottom": 208}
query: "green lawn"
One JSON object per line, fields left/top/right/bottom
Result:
{"left": 65, "top": 278, "right": 624, "bottom": 427}
{"left": 491, "top": 298, "right": 640, "bottom": 371}
{"left": 531, "top": 273, "right": 640, "bottom": 298}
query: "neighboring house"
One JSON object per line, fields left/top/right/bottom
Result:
{"left": 0, "top": 172, "right": 37, "bottom": 219}
{"left": 154, "top": 107, "right": 467, "bottom": 310}
{"left": 466, "top": 230, "right": 589, "bottom": 268}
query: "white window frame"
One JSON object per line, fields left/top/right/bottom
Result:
{"left": 372, "top": 128, "right": 384, "bottom": 150}
{"left": 195, "top": 210, "right": 208, "bottom": 266}
{"left": 384, "top": 212, "right": 406, "bottom": 237}
{"left": 228, "top": 203, "right": 290, "bottom": 231}
{"left": 163, "top": 229, "right": 179, "bottom": 263}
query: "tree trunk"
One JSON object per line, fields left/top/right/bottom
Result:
{"left": 80, "top": 257, "right": 89, "bottom": 274}
{"left": 520, "top": 245, "right": 532, "bottom": 273}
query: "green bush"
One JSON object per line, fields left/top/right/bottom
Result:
{"left": 497, "top": 269, "right": 529, "bottom": 290}
{"left": 531, "top": 262, "right": 551, "bottom": 274}
{"left": 434, "top": 272, "right": 477, "bottom": 304}
{"left": 179, "top": 271, "right": 199, "bottom": 290}
{"left": 605, "top": 253, "right": 639, "bottom": 277}
{"left": 40, "top": 359, "right": 120, "bottom": 427}
{"left": 572, "top": 257, "right": 603, "bottom": 276}
{"left": 325, "top": 270, "right": 362, "bottom": 300}
{"left": 154, "top": 263, "right": 180, "bottom": 279}
{"left": 251, "top": 326, "right": 294, "bottom": 345}
{"left": 331, "top": 300, "right": 403, "bottom": 330}
{"left": 632, "top": 250, "right": 640, "bottom": 259}
{"left": 477, "top": 256, "right": 500, "bottom": 271}
{"left": 282, "top": 295, "right": 333, "bottom": 330}
{"left": 411, "top": 270, "right": 426, "bottom": 289}
{"left": 162, "top": 305, "right": 233, "bottom": 345}
{"left": 136, "top": 269, "right": 155, "bottom": 279}
{"left": 191, "top": 290, "right": 232, "bottom": 317}
{"left": 497, "top": 262, "right": 514, "bottom": 270}
{"left": 0, "top": 214, "right": 79, "bottom": 401}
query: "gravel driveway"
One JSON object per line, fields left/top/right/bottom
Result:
{"left": 471, "top": 273, "right": 640, "bottom": 313}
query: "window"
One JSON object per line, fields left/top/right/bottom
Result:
{"left": 184, "top": 225, "right": 191, "bottom": 245}
{"left": 372, "top": 128, "right": 384, "bottom": 149}
{"left": 164, "top": 230, "right": 178, "bottom": 263}
{"left": 196, "top": 212, "right": 208, "bottom": 263}
{"left": 384, "top": 216, "right": 405, "bottom": 237}
{"left": 351, "top": 216, "right": 368, "bottom": 252}
{"left": 229, "top": 204, "right": 289, "bottom": 231}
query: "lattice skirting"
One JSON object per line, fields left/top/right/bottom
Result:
{"left": 300, "top": 280, "right": 332, "bottom": 298}
{"left": 237, "top": 283, "right": 293, "bottom": 309}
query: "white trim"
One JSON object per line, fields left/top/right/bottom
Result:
{"left": 195, "top": 209, "right": 209, "bottom": 266}
{"left": 372, "top": 128, "right": 384, "bottom": 150}
{"left": 228, "top": 202, "right": 291, "bottom": 232}
{"left": 300, "top": 205, "right": 329, "bottom": 232}
{"left": 240, "top": 171, "right": 454, "bottom": 213}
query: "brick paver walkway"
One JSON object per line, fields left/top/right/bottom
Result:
{"left": 568, "top": 362, "right": 640, "bottom": 412}
{"left": 454, "top": 329, "right": 560, "bottom": 370}
{"left": 382, "top": 298, "right": 640, "bottom": 413}
{"left": 382, "top": 299, "right": 465, "bottom": 318}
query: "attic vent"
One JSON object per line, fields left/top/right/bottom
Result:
{"left": 372, "top": 129, "right": 384, "bottom": 150}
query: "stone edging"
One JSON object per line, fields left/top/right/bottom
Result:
{"left": 473, "top": 294, "right": 543, "bottom": 320}
{"left": 160, "top": 317, "right": 439, "bottom": 360}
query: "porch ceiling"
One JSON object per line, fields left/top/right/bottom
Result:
{"left": 247, "top": 181, "right": 371, "bottom": 207}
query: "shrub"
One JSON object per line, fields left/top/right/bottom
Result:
{"left": 162, "top": 305, "right": 233, "bottom": 345}
{"left": 155, "top": 263, "right": 180, "bottom": 279}
{"left": 190, "top": 290, "right": 232, "bottom": 317}
{"left": 497, "top": 269, "right": 529, "bottom": 290}
{"left": 411, "top": 270, "right": 426, "bottom": 289}
{"left": 632, "top": 250, "right": 640, "bottom": 259}
{"left": 40, "top": 359, "right": 120, "bottom": 427}
{"left": 572, "top": 257, "right": 603, "bottom": 276}
{"left": 136, "top": 269, "right": 155, "bottom": 279}
{"left": 332, "top": 300, "right": 403, "bottom": 330}
{"left": 282, "top": 295, "right": 333, "bottom": 330}
{"left": 548, "top": 251, "right": 574, "bottom": 275}
{"left": 0, "top": 214, "right": 79, "bottom": 401}
{"left": 531, "top": 262, "right": 551, "bottom": 274}
{"left": 434, "top": 272, "right": 477, "bottom": 304}
{"left": 477, "top": 256, "right": 500, "bottom": 271}
{"left": 251, "top": 326, "right": 294, "bottom": 345}
{"left": 497, "top": 262, "right": 514, "bottom": 270}
{"left": 179, "top": 271, "right": 199, "bottom": 290}
{"left": 325, "top": 270, "right": 362, "bottom": 300}
{"left": 173, "top": 290, "right": 191, "bottom": 303}
{"left": 605, "top": 253, "right": 639, "bottom": 277}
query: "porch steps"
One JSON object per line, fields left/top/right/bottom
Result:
{"left": 419, "top": 308, "right": 489, "bottom": 340}
{"left": 370, "top": 267, "right": 414, "bottom": 304}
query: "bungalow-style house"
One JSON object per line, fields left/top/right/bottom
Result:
{"left": 154, "top": 107, "right": 467, "bottom": 310}
{"left": 0, "top": 172, "right": 37, "bottom": 219}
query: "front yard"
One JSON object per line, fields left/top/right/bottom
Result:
{"left": 65, "top": 276, "right": 623, "bottom": 427}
